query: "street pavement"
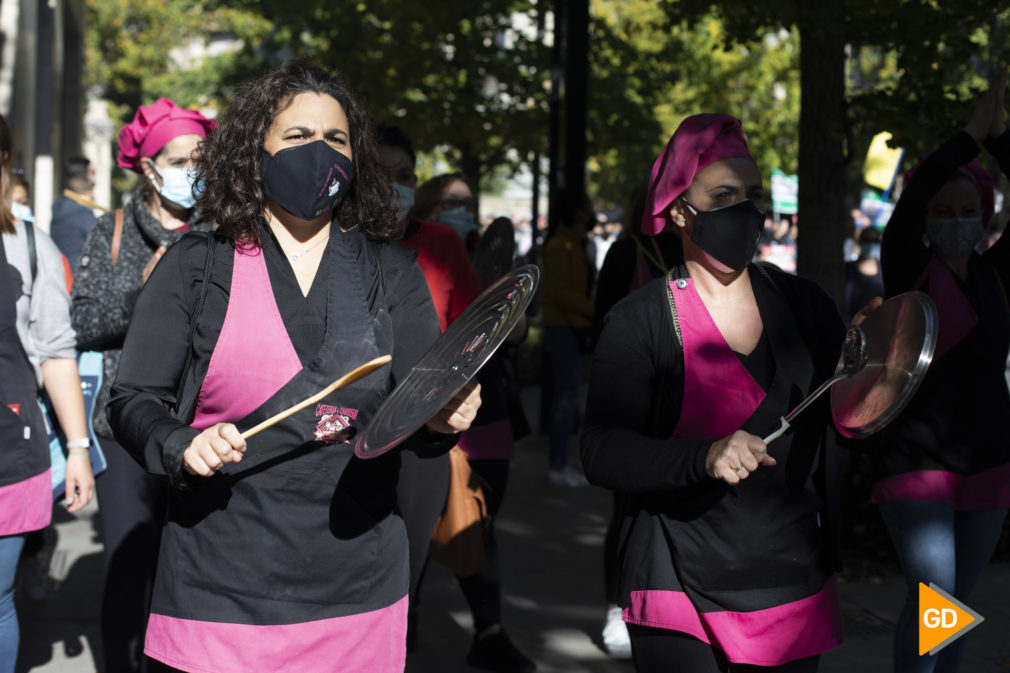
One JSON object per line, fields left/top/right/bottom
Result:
{"left": 14, "top": 387, "right": 1010, "bottom": 673}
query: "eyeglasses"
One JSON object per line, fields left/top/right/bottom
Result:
{"left": 439, "top": 198, "right": 476, "bottom": 212}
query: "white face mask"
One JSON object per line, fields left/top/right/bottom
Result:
{"left": 392, "top": 182, "right": 414, "bottom": 221}
{"left": 925, "top": 217, "right": 984, "bottom": 258}
{"left": 148, "top": 161, "right": 198, "bottom": 209}
{"left": 11, "top": 202, "right": 34, "bottom": 223}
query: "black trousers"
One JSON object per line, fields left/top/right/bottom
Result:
{"left": 397, "top": 450, "right": 451, "bottom": 599}
{"left": 95, "top": 435, "right": 165, "bottom": 673}
{"left": 627, "top": 625, "right": 820, "bottom": 673}
{"left": 456, "top": 458, "right": 510, "bottom": 632}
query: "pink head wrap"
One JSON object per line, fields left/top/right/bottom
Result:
{"left": 903, "top": 154, "right": 995, "bottom": 228}
{"left": 642, "top": 113, "right": 754, "bottom": 236}
{"left": 116, "top": 98, "right": 215, "bottom": 173}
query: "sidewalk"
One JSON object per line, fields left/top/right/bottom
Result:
{"left": 15, "top": 387, "right": 1010, "bottom": 672}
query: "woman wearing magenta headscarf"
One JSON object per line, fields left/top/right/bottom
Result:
{"left": 581, "top": 113, "right": 864, "bottom": 671}
{"left": 70, "top": 97, "right": 215, "bottom": 673}
{"left": 874, "top": 73, "right": 1010, "bottom": 673}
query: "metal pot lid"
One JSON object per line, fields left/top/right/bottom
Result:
{"left": 830, "top": 291, "right": 938, "bottom": 438}
{"left": 355, "top": 264, "right": 540, "bottom": 459}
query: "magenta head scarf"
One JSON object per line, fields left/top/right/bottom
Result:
{"left": 642, "top": 113, "right": 755, "bottom": 236}
{"left": 116, "top": 98, "right": 215, "bottom": 174}
{"left": 903, "top": 154, "right": 995, "bottom": 229}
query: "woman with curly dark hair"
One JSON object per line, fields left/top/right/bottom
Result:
{"left": 107, "top": 60, "right": 481, "bottom": 673}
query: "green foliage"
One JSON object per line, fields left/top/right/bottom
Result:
{"left": 261, "top": 0, "right": 549, "bottom": 187}
{"left": 85, "top": 0, "right": 272, "bottom": 125}
{"left": 588, "top": 1, "right": 800, "bottom": 211}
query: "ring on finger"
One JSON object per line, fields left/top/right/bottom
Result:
{"left": 733, "top": 464, "right": 746, "bottom": 473}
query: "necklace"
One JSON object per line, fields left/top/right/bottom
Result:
{"left": 288, "top": 235, "right": 327, "bottom": 263}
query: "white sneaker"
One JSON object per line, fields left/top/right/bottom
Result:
{"left": 602, "top": 607, "right": 632, "bottom": 659}
{"left": 547, "top": 465, "right": 590, "bottom": 487}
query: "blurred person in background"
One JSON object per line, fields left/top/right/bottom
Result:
{"left": 375, "top": 125, "right": 484, "bottom": 651}
{"left": 428, "top": 217, "right": 536, "bottom": 672}
{"left": 71, "top": 97, "right": 215, "bottom": 673}
{"left": 541, "top": 193, "right": 595, "bottom": 487}
{"left": 0, "top": 114, "right": 93, "bottom": 673}
{"left": 843, "top": 227, "right": 883, "bottom": 322}
{"left": 50, "top": 156, "right": 99, "bottom": 272}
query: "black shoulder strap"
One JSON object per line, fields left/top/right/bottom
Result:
{"left": 25, "top": 220, "right": 37, "bottom": 282}
{"left": 173, "top": 232, "right": 216, "bottom": 411}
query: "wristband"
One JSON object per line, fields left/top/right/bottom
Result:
{"left": 67, "top": 438, "right": 91, "bottom": 450}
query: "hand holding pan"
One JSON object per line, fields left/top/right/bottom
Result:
{"left": 762, "top": 292, "right": 937, "bottom": 444}
{"left": 355, "top": 264, "right": 540, "bottom": 459}
{"left": 240, "top": 354, "right": 392, "bottom": 439}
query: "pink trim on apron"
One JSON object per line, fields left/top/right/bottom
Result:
{"left": 625, "top": 577, "right": 843, "bottom": 667}
{"left": 458, "top": 418, "right": 514, "bottom": 460}
{"left": 644, "top": 276, "right": 841, "bottom": 663}
{"left": 871, "top": 462, "right": 1010, "bottom": 510}
{"left": 192, "top": 246, "right": 303, "bottom": 430}
{"left": 145, "top": 595, "right": 408, "bottom": 673}
{"left": 0, "top": 468, "right": 52, "bottom": 536}
{"left": 928, "top": 255, "right": 978, "bottom": 359}
{"left": 668, "top": 277, "right": 765, "bottom": 440}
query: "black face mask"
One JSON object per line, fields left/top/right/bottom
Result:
{"left": 683, "top": 198, "right": 764, "bottom": 271}
{"left": 260, "top": 140, "right": 354, "bottom": 221}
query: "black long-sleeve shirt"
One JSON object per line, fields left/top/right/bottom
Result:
{"left": 109, "top": 226, "right": 454, "bottom": 483}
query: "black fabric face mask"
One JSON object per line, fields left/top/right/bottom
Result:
{"left": 683, "top": 198, "right": 764, "bottom": 272}
{"left": 260, "top": 140, "right": 354, "bottom": 221}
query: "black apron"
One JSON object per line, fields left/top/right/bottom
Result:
{"left": 0, "top": 234, "right": 50, "bottom": 535}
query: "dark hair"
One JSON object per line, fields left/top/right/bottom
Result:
{"left": 11, "top": 172, "right": 28, "bottom": 194}
{"left": 194, "top": 60, "right": 397, "bottom": 244}
{"left": 64, "top": 156, "right": 92, "bottom": 193}
{"left": 375, "top": 124, "right": 416, "bottom": 167}
{"left": 409, "top": 172, "right": 467, "bottom": 222}
{"left": 0, "top": 115, "right": 13, "bottom": 235}
{"left": 858, "top": 226, "right": 882, "bottom": 245}
{"left": 472, "top": 217, "right": 516, "bottom": 289}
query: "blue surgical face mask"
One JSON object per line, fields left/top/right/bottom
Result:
{"left": 11, "top": 203, "right": 33, "bottom": 223}
{"left": 438, "top": 205, "right": 478, "bottom": 239}
{"left": 148, "top": 161, "right": 198, "bottom": 209}
{"left": 393, "top": 182, "right": 414, "bottom": 221}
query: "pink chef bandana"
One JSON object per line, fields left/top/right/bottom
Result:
{"left": 903, "top": 154, "right": 995, "bottom": 229}
{"left": 642, "top": 113, "right": 754, "bottom": 236}
{"left": 116, "top": 98, "right": 215, "bottom": 173}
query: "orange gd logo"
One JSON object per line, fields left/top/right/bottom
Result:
{"left": 918, "top": 582, "right": 984, "bottom": 656}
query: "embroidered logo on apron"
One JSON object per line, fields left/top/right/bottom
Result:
{"left": 314, "top": 404, "right": 359, "bottom": 444}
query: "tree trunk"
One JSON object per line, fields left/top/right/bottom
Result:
{"left": 796, "top": 0, "right": 847, "bottom": 308}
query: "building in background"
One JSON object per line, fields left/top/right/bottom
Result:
{"left": 0, "top": 0, "right": 113, "bottom": 233}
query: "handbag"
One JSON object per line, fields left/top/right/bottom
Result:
{"left": 429, "top": 446, "right": 489, "bottom": 578}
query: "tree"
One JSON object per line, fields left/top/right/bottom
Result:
{"left": 261, "top": 0, "right": 549, "bottom": 200}
{"left": 588, "top": 1, "right": 801, "bottom": 212}
{"left": 85, "top": 0, "right": 273, "bottom": 125}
